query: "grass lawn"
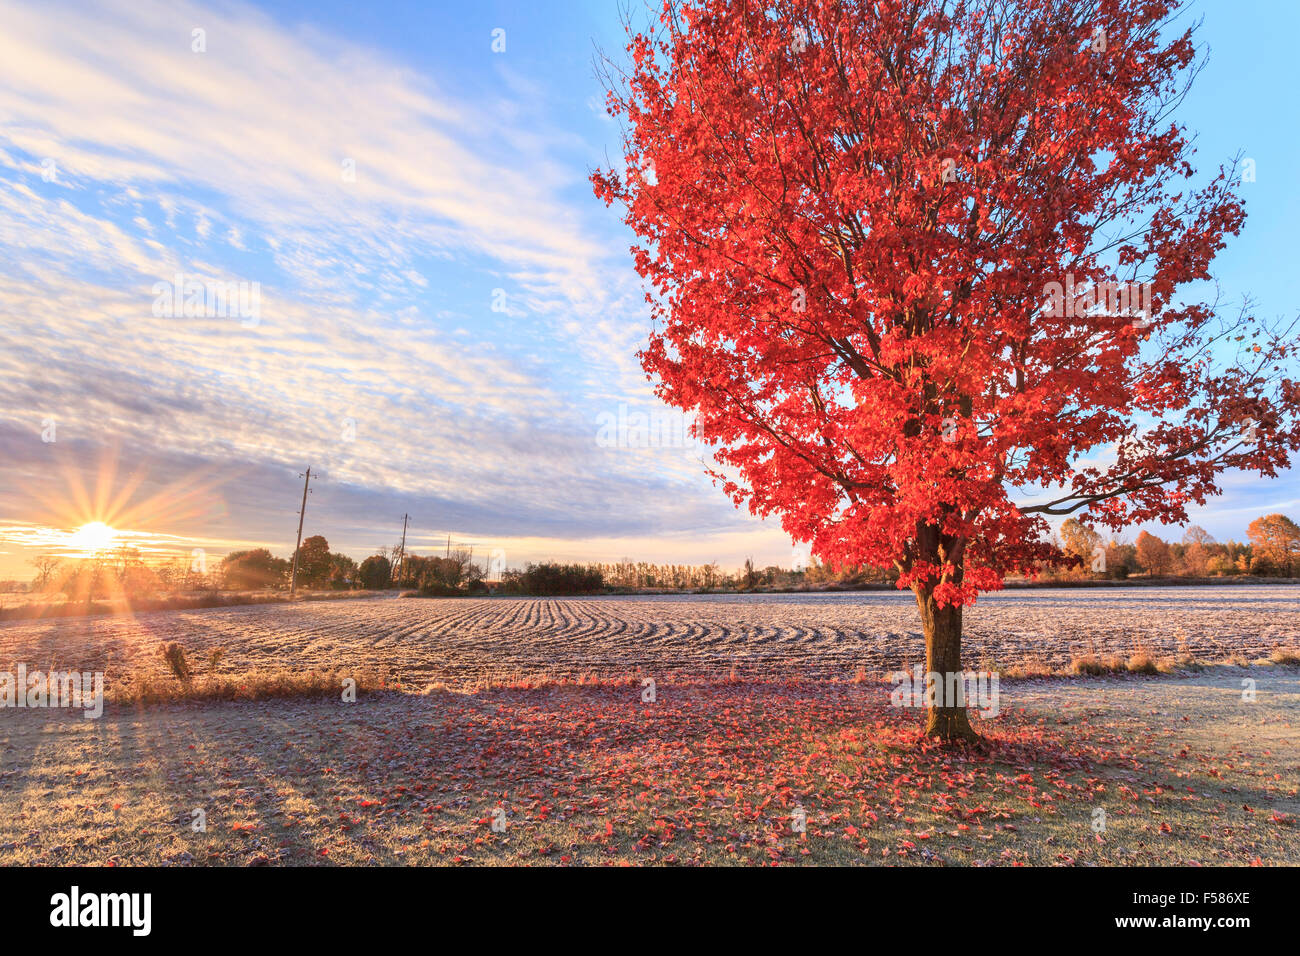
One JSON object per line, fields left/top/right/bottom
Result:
{"left": 1, "top": 667, "right": 1296, "bottom": 866}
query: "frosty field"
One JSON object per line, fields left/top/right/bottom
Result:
{"left": 1, "top": 586, "right": 1298, "bottom": 867}
{"left": 0, "top": 586, "right": 1296, "bottom": 694}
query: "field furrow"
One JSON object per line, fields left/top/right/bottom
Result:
{"left": 0, "top": 587, "right": 1295, "bottom": 694}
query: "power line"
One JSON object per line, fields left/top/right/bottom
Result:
{"left": 394, "top": 513, "right": 409, "bottom": 585}
{"left": 288, "top": 467, "right": 313, "bottom": 597}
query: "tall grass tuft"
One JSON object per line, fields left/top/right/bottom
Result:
{"left": 158, "top": 641, "right": 192, "bottom": 684}
{"left": 123, "top": 667, "right": 393, "bottom": 705}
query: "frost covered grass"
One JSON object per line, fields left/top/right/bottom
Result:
{"left": 1, "top": 588, "right": 1296, "bottom": 866}
{"left": 0, "top": 671, "right": 1296, "bottom": 867}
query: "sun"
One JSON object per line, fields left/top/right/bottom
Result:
{"left": 67, "top": 521, "right": 120, "bottom": 554}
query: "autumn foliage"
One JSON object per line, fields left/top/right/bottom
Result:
{"left": 594, "top": 0, "right": 1300, "bottom": 736}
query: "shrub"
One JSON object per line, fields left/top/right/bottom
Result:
{"left": 1206, "top": 555, "right": 1237, "bottom": 576}
{"left": 418, "top": 583, "right": 463, "bottom": 597}
{"left": 158, "top": 642, "right": 192, "bottom": 683}
{"left": 358, "top": 555, "right": 392, "bottom": 589}
{"left": 501, "top": 563, "right": 604, "bottom": 596}
{"left": 1126, "top": 651, "right": 1159, "bottom": 674}
{"left": 1249, "top": 555, "right": 1278, "bottom": 577}
{"left": 1071, "top": 654, "right": 1127, "bottom": 676}
{"left": 122, "top": 668, "right": 394, "bottom": 705}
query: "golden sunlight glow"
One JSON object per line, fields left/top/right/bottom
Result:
{"left": 66, "top": 521, "right": 120, "bottom": 554}
{"left": 0, "top": 446, "right": 237, "bottom": 578}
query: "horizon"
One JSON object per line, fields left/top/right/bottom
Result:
{"left": 0, "top": 509, "right": 1283, "bottom": 585}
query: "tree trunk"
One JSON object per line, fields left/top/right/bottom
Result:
{"left": 914, "top": 588, "right": 979, "bottom": 742}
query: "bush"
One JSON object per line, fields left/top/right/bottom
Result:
{"left": 501, "top": 563, "right": 604, "bottom": 595}
{"left": 220, "top": 549, "right": 290, "bottom": 590}
{"left": 358, "top": 555, "right": 392, "bottom": 589}
{"left": 1206, "top": 555, "right": 1237, "bottom": 576}
{"left": 417, "top": 583, "right": 463, "bottom": 597}
{"left": 1072, "top": 654, "right": 1125, "bottom": 676}
{"left": 1126, "top": 650, "right": 1159, "bottom": 674}
{"left": 158, "top": 642, "right": 192, "bottom": 684}
{"left": 1249, "top": 555, "right": 1278, "bottom": 576}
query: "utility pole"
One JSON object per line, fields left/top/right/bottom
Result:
{"left": 394, "top": 513, "right": 409, "bottom": 587}
{"left": 445, "top": 533, "right": 450, "bottom": 558}
{"left": 289, "top": 467, "right": 312, "bottom": 597}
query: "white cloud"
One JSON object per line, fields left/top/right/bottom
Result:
{"left": 0, "top": 0, "right": 787, "bottom": 577}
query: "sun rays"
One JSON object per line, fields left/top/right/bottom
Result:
{"left": 0, "top": 444, "right": 247, "bottom": 585}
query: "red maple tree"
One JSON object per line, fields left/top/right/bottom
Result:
{"left": 593, "top": 0, "right": 1300, "bottom": 739}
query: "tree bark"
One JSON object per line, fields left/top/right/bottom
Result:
{"left": 914, "top": 588, "right": 979, "bottom": 742}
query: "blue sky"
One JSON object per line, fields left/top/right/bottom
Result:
{"left": 0, "top": 0, "right": 1295, "bottom": 578}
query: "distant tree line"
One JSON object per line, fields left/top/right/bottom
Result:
{"left": 15, "top": 513, "right": 1298, "bottom": 600}
{"left": 588, "top": 559, "right": 895, "bottom": 591}
{"left": 19, "top": 545, "right": 212, "bottom": 601}
{"left": 221, "top": 535, "right": 358, "bottom": 590}
{"left": 390, "top": 549, "right": 483, "bottom": 595}
{"left": 18, "top": 535, "right": 362, "bottom": 599}
{"left": 1050, "top": 514, "right": 1300, "bottom": 580}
